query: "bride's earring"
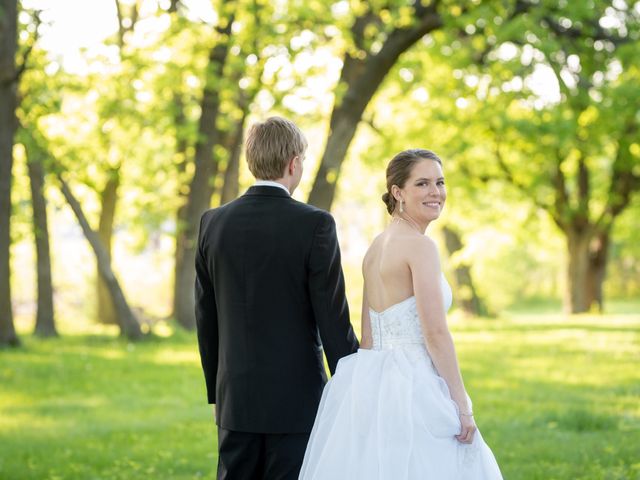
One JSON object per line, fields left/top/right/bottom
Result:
{"left": 399, "top": 200, "right": 404, "bottom": 213}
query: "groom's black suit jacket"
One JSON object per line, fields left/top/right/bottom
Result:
{"left": 195, "top": 185, "right": 359, "bottom": 433}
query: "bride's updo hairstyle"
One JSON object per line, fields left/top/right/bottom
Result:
{"left": 382, "top": 149, "right": 442, "bottom": 215}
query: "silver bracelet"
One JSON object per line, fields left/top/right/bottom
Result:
{"left": 459, "top": 411, "right": 474, "bottom": 417}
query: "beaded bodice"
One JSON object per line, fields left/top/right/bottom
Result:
{"left": 370, "top": 275, "right": 452, "bottom": 351}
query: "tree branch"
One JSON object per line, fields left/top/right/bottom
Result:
{"left": 463, "top": 0, "right": 537, "bottom": 65}
{"left": 56, "top": 171, "right": 142, "bottom": 339}
{"left": 361, "top": 113, "right": 386, "bottom": 138}
{"left": 168, "top": 0, "right": 181, "bottom": 13}
{"left": 351, "top": 6, "right": 379, "bottom": 53}
{"left": 541, "top": 14, "right": 631, "bottom": 47}
{"left": 492, "top": 132, "right": 554, "bottom": 214}
{"left": 551, "top": 147, "right": 572, "bottom": 230}
{"left": 114, "top": 0, "right": 126, "bottom": 49}
{"left": 14, "top": 10, "right": 42, "bottom": 83}
{"left": 595, "top": 121, "right": 640, "bottom": 230}
{"left": 113, "top": 0, "right": 140, "bottom": 49}
{"left": 577, "top": 152, "right": 589, "bottom": 216}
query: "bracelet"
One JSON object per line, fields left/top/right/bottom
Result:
{"left": 459, "top": 411, "right": 474, "bottom": 417}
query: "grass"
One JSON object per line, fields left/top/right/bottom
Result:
{"left": 0, "top": 329, "right": 216, "bottom": 480}
{"left": 452, "top": 310, "right": 640, "bottom": 480}
{"left": 1, "top": 307, "right": 639, "bottom": 480}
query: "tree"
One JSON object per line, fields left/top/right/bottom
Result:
{"left": 328, "top": 1, "right": 567, "bottom": 315}
{"left": 96, "top": 167, "right": 120, "bottom": 325}
{"left": 307, "top": 0, "right": 443, "bottom": 210}
{"left": 304, "top": 0, "right": 543, "bottom": 214}
{"left": 362, "top": 0, "right": 640, "bottom": 313}
{"left": 172, "top": 0, "right": 238, "bottom": 329}
{"left": 475, "top": 1, "right": 640, "bottom": 313}
{"left": 170, "top": 0, "right": 300, "bottom": 328}
{"left": 15, "top": 2, "right": 165, "bottom": 337}
{"left": 15, "top": 9, "right": 57, "bottom": 337}
{"left": 25, "top": 140, "right": 56, "bottom": 337}
{"left": 442, "top": 225, "right": 489, "bottom": 316}
{"left": 57, "top": 171, "right": 143, "bottom": 340}
{"left": 0, "top": 0, "right": 20, "bottom": 346}
{"left": 95, "top": 0, "right": 141, "bottom": 325}
{"left": 31, "top": 0, "right": 178, "bottom": 327}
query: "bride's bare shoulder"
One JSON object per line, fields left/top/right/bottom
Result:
{"left": 363, "top": 233, "right": 384, "bottom": 265}
{"left": 406, "top": 234, "right": 440, "bottom": 265}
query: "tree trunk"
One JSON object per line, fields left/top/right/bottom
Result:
{"left": 219, "top": 112, "right": 246, "bottom": 205}
{"left": 0, "top": 0, "right": 20, "bottom": 347}
{"left": 586, "top": 230, "right": 609, "bottom": 313}
{"left": 565, "top": 229, "right": 592, "bottom": 314}
{"left": 171, "top": 89, "right": 190, "bottom": 330}
{"left": 173, "top": 4, "right": 236, "bottom": 329}
{"left": 173, "top": 201, "right": 189, "bottom": 325}
{"left": 307, "top": 108, "right": 362, "bottom": 209}
{"left": 307, "top": 6, "right": 442, "bottom": 210}
{"left": 57, "top": 175, "right": 143, "bottom": 340}
{"left": 97, "top": 170, "right": 120, "bottom": 325}
{"left": 26, "top": 151, "right": 57, "bottom": 337}
{"left": 442, "top": 226, "right": 488, "bottom": 317}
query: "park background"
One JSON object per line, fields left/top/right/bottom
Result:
{"left": 0, "top": 0, "right": 639, "bottom": 478}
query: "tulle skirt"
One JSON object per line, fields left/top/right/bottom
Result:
{"left": 299, "top": 347, "right": 503, "bottom": 480}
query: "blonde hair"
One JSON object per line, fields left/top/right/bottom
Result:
{"left": 245, "top": 117, "right": 307, "bottom": 180}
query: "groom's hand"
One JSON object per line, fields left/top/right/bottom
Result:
{"left": 455, "top": 415, "right": 477, "bottom": 444}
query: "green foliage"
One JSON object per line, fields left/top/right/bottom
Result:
{"left": 1, "top": 306, "right": 639, "bottom": 479}
{"left": 606, "top": 195, "right": 640, "bottom": 298}
{"left": 351, "top": 0, "right": 640, "bottom": 305}
{"left": 15, "top": 6, "right": 180, "bottom": 251}
{"left": 10, "top": 1, "right": 640, "bottom": 316}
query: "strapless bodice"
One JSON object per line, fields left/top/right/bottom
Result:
{"left": 370, "top": 275, "right": 452, "bottom": 350}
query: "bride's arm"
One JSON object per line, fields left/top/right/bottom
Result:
{"left": 360, "top": 283, "right": 373, "bottom": 349}
{"left": 409, "top": 237, "right": 473, "bottom": 420}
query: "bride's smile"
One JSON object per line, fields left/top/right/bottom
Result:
{"left": 393, "top": 158, "right": 447, "bottom": 231}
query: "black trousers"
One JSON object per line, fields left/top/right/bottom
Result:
{"left": 217, "top": 427, "right": 310, "bottom": 480}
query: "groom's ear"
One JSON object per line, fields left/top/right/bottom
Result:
{"left": 288, "top": 156, "right": 298, "bottom": 175}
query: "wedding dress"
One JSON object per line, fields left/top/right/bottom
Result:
{"left": 299, "top": 275, "right": 503, "bottom": 479}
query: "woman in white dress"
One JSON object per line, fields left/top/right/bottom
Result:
{"left": 299, "top": 149, "right": 502, "bottom": 479}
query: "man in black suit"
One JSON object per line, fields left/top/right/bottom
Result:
{"left": 195, "top": 116, "right": 359, "bottom": 479}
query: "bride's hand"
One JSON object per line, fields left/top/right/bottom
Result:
{"left": 455, "top": 414, "right": 477, "bottom": 444}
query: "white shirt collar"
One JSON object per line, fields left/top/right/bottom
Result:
{"left": 253, "top": 180, "right": 290, "bottom": 195}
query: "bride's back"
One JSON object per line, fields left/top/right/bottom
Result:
{"left": 363, "top": 225, "right": 419, "bottom": 313}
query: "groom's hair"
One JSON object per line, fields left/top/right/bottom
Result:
{"left": 245, "top": 116, "right": 308, "bottom": 180}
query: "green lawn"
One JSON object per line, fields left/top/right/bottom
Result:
{"left": 1, "top": 309, "right": 639, "bottom": 480}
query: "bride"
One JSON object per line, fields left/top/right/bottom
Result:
{"left": 299, "top": 149, "right": 503, "bottom": 479}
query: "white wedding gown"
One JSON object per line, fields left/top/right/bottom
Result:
{"left": 299, "top": 275, "right": 503, "bottom": 479}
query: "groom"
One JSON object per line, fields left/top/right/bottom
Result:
{"left": 195, "top": 116, "right": 359, "bottom": 479}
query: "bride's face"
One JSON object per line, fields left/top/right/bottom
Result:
{"left": 399, "top": 159, "right": 446, "bottom": 224}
